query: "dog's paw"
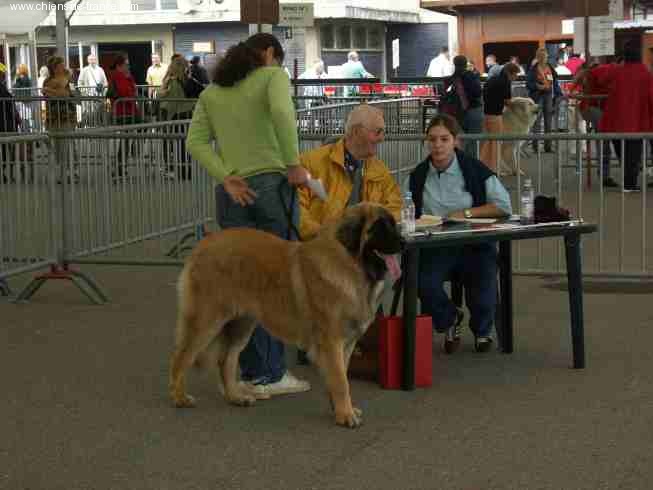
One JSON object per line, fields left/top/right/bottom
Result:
{"left": 172, "top": 393, "right": 196, "bottom": 408}
{"left": 335, "top": 407, "right": 363, "bottom": 428}
{"left": 226, "top": 392, "right": 257, "bottom": 407}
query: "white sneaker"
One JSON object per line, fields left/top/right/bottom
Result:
{"left": 250, "top": 371, "right": 311, "bottom": 397}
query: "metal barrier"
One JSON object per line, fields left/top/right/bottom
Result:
{"left": 297, "top": 97, "right": 426, "bottom": 136}
{"left": 60, "top": 122, "right": 214, "bottom": 268}
{"left": 1, "top": 134, "right": 58, "bottom": 284}
{"left": 1, "top": 120, "right": 216, "bottom": 303}
{"left": 1, "top": 96, "right": 196, "bottom": 133}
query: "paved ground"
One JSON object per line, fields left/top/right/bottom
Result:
{"left": 2, "top": 263, "right": 653, "bottom": 490}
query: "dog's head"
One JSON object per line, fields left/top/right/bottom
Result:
{"left": 335, "top": 203, "right": 403, "bottom": 283}
{"left": 507, "top": 97, "right": 539, "bottom": 125}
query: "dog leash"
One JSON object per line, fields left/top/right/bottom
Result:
{"left": 277, "top": 179, "right": 302, "bottom": 241}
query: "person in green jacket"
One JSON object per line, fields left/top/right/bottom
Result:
{"left": 186, "top": 33, "right": 311, "bottom": 397}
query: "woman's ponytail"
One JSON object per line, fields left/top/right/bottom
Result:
{"left": 212, "top": 33, "right": 285, "bottom": 87}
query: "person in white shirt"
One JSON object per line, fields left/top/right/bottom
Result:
{"left": 426, "top": 47, "right": 454, "bottom": 78}
{"left": 77, "top": 54, "right": 108, "bottom": 96}
{"left": 146, "top": 54, "right": 168, "bottom": 98}
{"left": 299, "top": 60, "right": 328, "bottom": 100}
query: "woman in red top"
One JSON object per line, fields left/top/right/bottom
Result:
{"left": 575, "top": 60, "right": 618, "bottom": 187}
{"left": 594, "top": 42, "right": 653, "bottom": 191}
{"left": 109, "top": 55, "right": 140, "bottom": 125}
{"left": 109, "top": 55, "right": 140, "bottom": 181}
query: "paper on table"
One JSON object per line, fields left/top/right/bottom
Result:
{"left": 415, "top": 214, "right": 444, "bottom": 229}
{"left": 446, "top": 217, "right": 497, "bottom": 224}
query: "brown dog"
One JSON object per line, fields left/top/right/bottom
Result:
{"left": 169, "top": 203, "right": 403, "bottom": 428}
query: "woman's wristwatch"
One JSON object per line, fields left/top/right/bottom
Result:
{"left": 464, "top": 209, "right": 473, "bottom": 219}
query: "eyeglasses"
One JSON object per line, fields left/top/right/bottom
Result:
{"left": 364, "top": 126, "right": 385, "bottom": 136}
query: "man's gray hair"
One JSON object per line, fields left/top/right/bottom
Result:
{"left": 347, "top": 51, "right": 359, "bottom": 62}
{"left": 344, "top": 104, "right": 383, "bottom": 137}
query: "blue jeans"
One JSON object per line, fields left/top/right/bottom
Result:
{"left": 418, "top": 243, "right": 497, "bottom": 337}
{"left": 532, "top": 92, "right": 553, "bottom": 149}
{"left": 462, "top": 106, "right": 484, "bottom": 160}
{"left": 215, "top": 172, "right": 298, "bottom": 384}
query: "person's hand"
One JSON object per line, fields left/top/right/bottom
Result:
{"left": 223, "top": 175, "right": 257, "bottom": 206}
{"left": 287, "top": 165, "right": 309, "bottom": 186}
{"left": 448, "top": 210, "right": 465, "bottom": 220}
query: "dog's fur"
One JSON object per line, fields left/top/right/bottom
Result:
{"left": 169, "top": 203, "right": 403, "bottom": 428}
{"left": 500, "top": 97, "right": 539, "bottom": 175}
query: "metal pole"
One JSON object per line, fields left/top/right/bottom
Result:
{"left": 56, "top": 3, "right": 67, "bottom": 60}
{"left": 3, "top": 41, "right": 11, "bottom": 88}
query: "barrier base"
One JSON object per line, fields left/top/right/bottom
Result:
{"left": 14, "top": 264, "right": 109, "bottom": 305}
{"left": 0, "top": 278, "right": 11, "bottom": 297}
{"left": 166, "top": 224, "right": 208, "bottom": 259}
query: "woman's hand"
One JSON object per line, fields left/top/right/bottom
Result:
{"left": 223, "top": 175, "right": 257, "bottom": 206}
{"left": 448, "top": 210, "right": 466, "bottom": 220}
{"left": 287, "top": 165, "right": 309, "bottom": 186}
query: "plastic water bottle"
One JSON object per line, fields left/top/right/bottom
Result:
{"left": 401, "top": 191, "right": 416, "bottom": 235}
{"left": 520, "top": 179, "right": 535, "bottom": 225}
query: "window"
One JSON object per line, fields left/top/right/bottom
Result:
{"left": 320, "top": 23, "right": 384, "bottom": 52}
{"left": 320, "top": 24, "right": 335, "bottom": 49}
{"left": 353, "top": 26, "right": 367, "bottom": 50}
{"left": 368, "top": 26, "right": 382, "bottom": 50}
{"left": 160, "top": 0, "right": 178, "bottom": 9}
{"left": 336, "top": 24, "right": 351, "bottom": 50}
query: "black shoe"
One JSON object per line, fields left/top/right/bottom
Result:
{"left": 602, "top": 177, "right": 618, "bottom": 188}
{"left": 443, "top": 308, "right": 464, "bottom": 354}
{"left": 474, "top": 336, "right": 493, "bottom": 353}
{"left": 544, "top": 146, "right": 554, "bottom": 153}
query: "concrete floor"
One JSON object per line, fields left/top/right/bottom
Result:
{"left": 2, "top": 264, "right": 653, "bottom": 490}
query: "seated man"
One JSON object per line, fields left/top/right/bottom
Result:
{"left": 298, "top": 104, "right": 401, "bottom": 239}
{"left": 402, "top": 114, "right": 512, "bottom": 353}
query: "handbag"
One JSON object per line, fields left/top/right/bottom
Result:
{"left": 534, "top": 195, "right": 571, "bottom": 223}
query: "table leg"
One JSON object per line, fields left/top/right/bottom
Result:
{"left": 498, "top": 240, "right": 513, "bottom": 354}
{"left": 564, "top": 232, "right": 586, "bottom": 369}
{"left": 402, "top": 247, "right": 419, "bottom": 391}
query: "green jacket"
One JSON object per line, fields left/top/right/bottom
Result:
{"left": 159, "top": 78, "right": 196, "bottom": 119}
{"left": 186, "top": 66, "right": 298, "bottom": 183}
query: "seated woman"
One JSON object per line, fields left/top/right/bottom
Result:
{"left": 402, "top": 114, "right": 512, "bottom": 353}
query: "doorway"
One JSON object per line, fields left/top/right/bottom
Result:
{"left": 483, "top": 41, "right": 539, "bottom": 73}
{"left": 98, "top": 43, "right": 151, "bottom": 84}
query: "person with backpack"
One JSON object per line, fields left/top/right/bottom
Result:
{"left": 159, "top": 57, "right": 197, "bottom": 179}
{"left": 440, "top": 55, "right": 483, "bottom": 158}
{"left": 159, "top": 57, "right": 196, "bottom": 121}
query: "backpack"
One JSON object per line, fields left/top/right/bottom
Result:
{"left": 183, "top": 75, "right": 205, "bottom": 99}
{"left": 106, "top": 78, "right": 118, "bottom": 100}
{"left": 439, "top": 76, "right": 469, "bottom": 124}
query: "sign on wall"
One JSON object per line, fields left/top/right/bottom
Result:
{"left": 193, "top": 41, "right": 215, "bottom": 53}
{"left": 571, "top": 0, "right": 622, "bottom": 56}
{"left": 278, "top": 3, "right": 314, "bottom": 27}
